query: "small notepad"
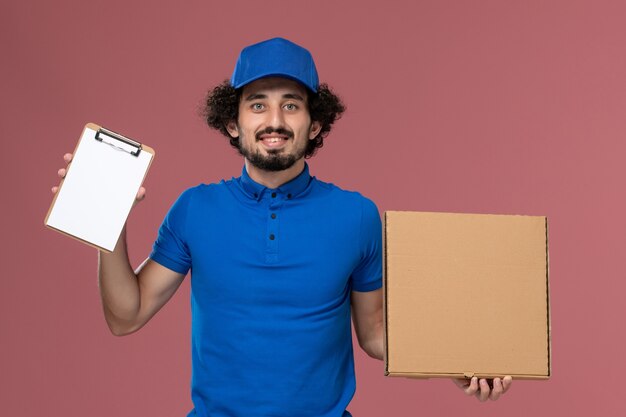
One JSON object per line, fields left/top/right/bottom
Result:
{"left": 45, "top": 123, "right": 155, "bottom": 252}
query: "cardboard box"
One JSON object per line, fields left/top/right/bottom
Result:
{"left": 383, "top": 211, "right": 551, "bottom": 380}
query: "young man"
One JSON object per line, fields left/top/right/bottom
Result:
{"left": 53, "top": 38, "right": 511, "bottom": 416}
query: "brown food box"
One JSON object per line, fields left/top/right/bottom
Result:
{"left": 383, "top": 211, "right": 551, "bottom": 380}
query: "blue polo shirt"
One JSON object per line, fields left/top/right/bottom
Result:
{"left": 150, "top": 163, "right": 382, "bottom": 417}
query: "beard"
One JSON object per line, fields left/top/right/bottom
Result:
{"left": 238, "top": 126, "right": 307, "bottom": 172}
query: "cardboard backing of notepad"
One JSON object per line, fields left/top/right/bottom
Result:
{"left": 383, "top": 211, "right": 551, "bottom": 380}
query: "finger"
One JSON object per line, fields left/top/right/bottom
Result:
{"left": 58, "top": 168, "right": 67, "bottom": 178}
{"left": 478, "top": 379, "right": 490, "bottom": 402}
{"left": 464, "top": 377, "right": 479, "bottom": 396}
{"left": 63, "top": 153, "right": 73, "bottom": 163}
{"left": 51, "top": 186, "right": 58, "bottom": 194}
{"left": 502, "top": 376, "right": 513, "bottom": 393}
{"left": 489, "top": 378, "right": 503, "bottom": 401}
{"left": 136, "top": 187, "right": 146, "bottom": 201}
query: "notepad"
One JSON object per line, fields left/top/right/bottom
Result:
{"left": 45, "top": 123, "right": 155, "bottom": 252}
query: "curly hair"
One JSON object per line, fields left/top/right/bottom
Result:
{"left": 202, "top": 80, "right": 346, "bottom": 158}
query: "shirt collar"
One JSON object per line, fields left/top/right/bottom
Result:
{"left": 239, "top": 163, "right": 312, "bottom": 201}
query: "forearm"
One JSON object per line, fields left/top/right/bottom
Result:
{"left": 359, "top": 321, "right": 384, "bottom": 361}
{"left": 98, "top": 227, "right": 142, "bottom": 335}
{"left": 351, "top": 288, "right": 385, "bottom": 361}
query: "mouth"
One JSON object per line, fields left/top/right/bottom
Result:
{"left": 257, "top": 129, "right": 292, "bottom": 149}
{"left": 259, "top": 136, "right": 288, "bottom": 148}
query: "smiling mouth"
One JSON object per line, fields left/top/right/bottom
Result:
{"left": 260, "top": 136, "right": 289, "bottom": 148}
{"left": 262, "top": 137, "right": 287, "bottom": 143}
{"left": 256, "top": 127, "right": 293, "bottom": 149}
{"left": 256, "top": 127, "right": 293, "bottom": 141}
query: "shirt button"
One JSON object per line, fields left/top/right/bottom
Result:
{"left": 269, "top": 234, "right": 275, "bottom": 240}
{"left": 271, "top": 213, "right": 277, "bottom": 219}
{"left": 287, "top": 193, "right": 292, "bottom": 199}
{"left": 271, "top": 192, "right": 277, "bottom": 198}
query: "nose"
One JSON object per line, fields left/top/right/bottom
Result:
{"left": 268, "top": 105, "right": 286, "bottom": 129}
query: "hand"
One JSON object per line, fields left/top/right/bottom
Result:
{"left": 51, "top": 153, "right": 146, "bottom": 203}
{"left": 452, "top": 376, "right": 512, "bottom": 402}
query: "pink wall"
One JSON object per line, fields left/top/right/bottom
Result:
{"left": 2, "top": 0, "right": 625, "bottom": 415}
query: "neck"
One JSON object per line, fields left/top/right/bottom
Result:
{"left": 244, "top": 158, "right": 306, "bottom": 189}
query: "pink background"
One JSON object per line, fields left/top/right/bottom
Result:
{"left": 2, "top": 0, "right": 625, "bottom": 415}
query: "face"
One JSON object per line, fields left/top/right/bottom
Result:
{"left": 226, "top": 77, "right": 321, "bottom": 172}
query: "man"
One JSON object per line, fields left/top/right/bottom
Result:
{"left": 53, "top": 38, "right": 511, "bottom": 416}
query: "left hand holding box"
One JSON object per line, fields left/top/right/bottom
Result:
{"left": 452, "top": 376, "right": 513, "bottom": 402}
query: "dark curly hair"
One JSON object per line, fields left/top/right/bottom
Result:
{"left": 202, "top": 80, "right": 345, "bottom": 158}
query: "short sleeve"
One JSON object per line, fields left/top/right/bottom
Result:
{"left": 149, "top": 189, "right": 193, "bottom": 275}
{"left": 350, "top": 197, "right": 383, "bottom": 292}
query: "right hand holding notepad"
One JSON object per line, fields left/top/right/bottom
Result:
{"left": 52, "top": 153, "right": 147, "bottom": 204}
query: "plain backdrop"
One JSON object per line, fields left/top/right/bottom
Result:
{"left": 2, "top": 0, "right": 625, "bottom": 416}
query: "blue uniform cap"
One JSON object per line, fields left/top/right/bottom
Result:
{"left": 230, "top": 37, "right": 319, "bottom": 93}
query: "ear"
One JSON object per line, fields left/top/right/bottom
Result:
{"left": 309, "top": 121, "right": 322, "bottom": 140}
{"left": 226, "top": 121, "right": 240, "bottom": 138}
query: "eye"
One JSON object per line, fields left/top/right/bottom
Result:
{"left": 284, "top": 103, "right": 298, "bottom": 111}
{"left": 251, "top": 103, "right": 264, "bottom": 111}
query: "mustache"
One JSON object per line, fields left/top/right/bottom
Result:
{"left": 255, "top": 127, "right": 294, "bottom": 141}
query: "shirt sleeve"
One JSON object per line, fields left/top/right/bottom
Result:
{"left": 149, "top": 189, "right": 193, "bottom": 275}
{"left": 350, "top": 196, "right": 383, "bottom": 292}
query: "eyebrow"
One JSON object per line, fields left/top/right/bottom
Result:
{"left": 244, "top": 93, "right": 305, "bottom": 101}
